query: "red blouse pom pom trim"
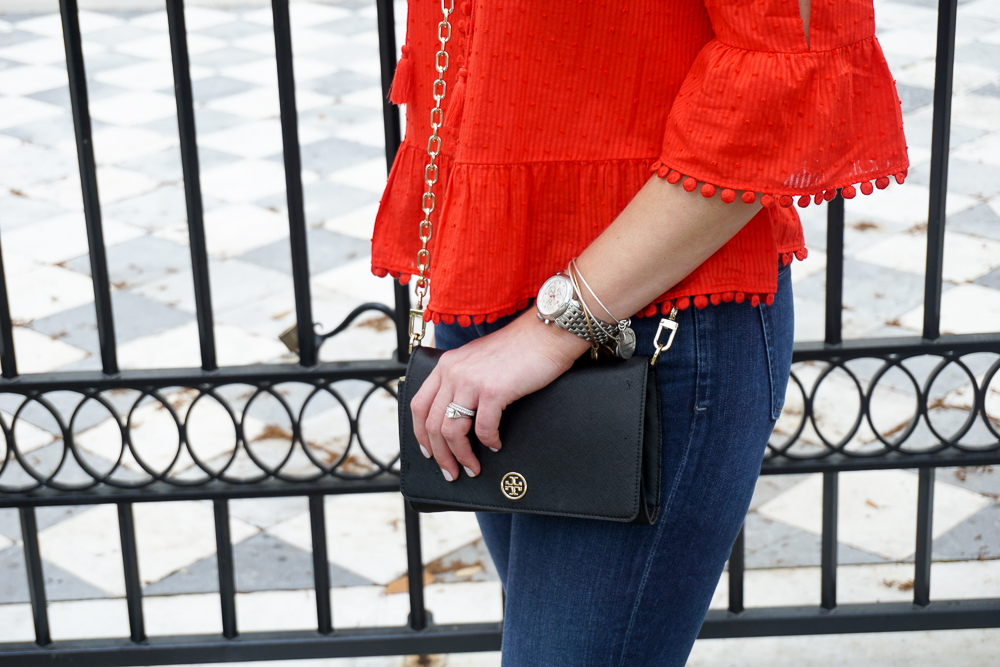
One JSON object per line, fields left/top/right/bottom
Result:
{"left": 649, "top": 161, "right": 908, "bottom": 209}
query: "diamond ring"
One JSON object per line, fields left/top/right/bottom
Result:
{"left": 445, "top": 402, "right": 476, "bottom": 419}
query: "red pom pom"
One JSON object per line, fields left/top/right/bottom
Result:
{"left": 875, "top": 176, "right": 890, "bottom": 190}
{"left": 842, "top": 184, "right": 857, "bottom": 199}
{"left": 486, "top": 313, "right": 499, "bottom": 323}
{"left": 693, "top": 295, "right": 709, "bottom": 309}
{"left": 676, "top": 297, "right": 691, "bottom": 310}
{"left": 742, "top": 191, "right": 756, "bottom": 204}
{"left": 895, "top": 172, "right": 906, "bottom": 184}
{"left": 701, "top": 183, "right": 716, "bottom": 198}
{"left": 824, "top": 189, "right": 837, "bottom": 202}
{"left": 372, "top": 267, "right": 388, "bottom": 277}
{"left": 779, "top": 195, "right": 793, "bottom": 208}
{"left": 860, "top": 181, "right": 874, "bottom": 195}
{"left": 760, "top": 194, "right": 774, "bottom": 208}
{"left": 765, "top": 293, "right": 775, "bottom": 305}
{"left": 814, "top": 193, "right": 825, "bottom": 205}
{"left": 683, "top": 177, "right": 698, "bottom": 192}
{"left": 666, "top": 170, "right": 682, "bottom": 184}
{"left": 795, "top": 247, "right": 808, "bottom": 260}
{"left": 473, "top": 314, "right": 485, "bottom": 325}
{"left": 442, "top": 314, "right": 456, "bottom": 325}
{"left": 661, "top": 302, "right": 673, "bottom": 314}
{"left": 721, "top": 188, "right": 736, "bottom": 203}
{"left": 461, "top": 1, "right": 472, "bottom": 15}
{"left": 456, "top": 315, "right": 471, "bottom": 327}
{"left": 431, "top": 312, "right": 440, "bottom": 324}
{"left": 797, "top": 195, "right": 811, "bottom": 208}
{"left": 780, "top": 252, "right": 792, "bottom": 266}
{"left": 657, "top": 164, "right": 670, "bottom": 178}
{"left": 650, "top": 160, "right": 662, "bottom": 172}
{"left": 710, "top": 293, "right": 722, "bottom": 305}
{"left": 399, "top": 273, "right": 411, "bottom": 284}
{"left": 722, "top": 291, "right": 735, "bottom": 303}
{"left": 643, "top": 303, "right": 658, "bottom": 317}
{"left": 734, "top": 292, "right": 746, "bottom": 304}
{"left": 516, "top": 298, "right": 529, "bottom": 310}
{"left": 750, "top": 294, "right": 760, "bottom": 307}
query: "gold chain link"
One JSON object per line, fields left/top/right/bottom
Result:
{"left": 408, "top": 0, "right": 454, "bottom": 352}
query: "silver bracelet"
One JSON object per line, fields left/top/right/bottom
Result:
{"left": 569, "top": 258, "right": 624, "bottom": 327}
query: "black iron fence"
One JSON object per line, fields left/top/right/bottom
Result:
{"left": 0, "top": 0, "right": 997, "bottom": 663}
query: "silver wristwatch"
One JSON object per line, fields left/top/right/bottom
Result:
{"left": 535, "top": 273, "right": 635, "bottom": 358}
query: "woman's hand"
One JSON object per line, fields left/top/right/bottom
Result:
{"left": 410, "top": 310, "right": 590, "bottom": 481}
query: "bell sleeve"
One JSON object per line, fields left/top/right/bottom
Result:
{"left": 651, "top": 0, "right": 909, "bottom": 209}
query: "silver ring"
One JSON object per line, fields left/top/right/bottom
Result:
{"left": 445, "top": 402, "right": 476, "bottom": 419}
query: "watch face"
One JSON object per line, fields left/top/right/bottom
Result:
{"left": 537, "top": 275, "right": 573, "bottom": 318}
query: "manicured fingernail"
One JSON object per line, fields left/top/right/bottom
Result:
{"left": 442, "top": 469, "right": 454, "bottom": 482}
{"left": 463, "top": 466, "right": 476, "bottom": 478}
{"left": 488, "top": 447, "right": 499, "bottom": 453}
{"left": 419, "top": 444, "right": 431, "bottom": 458}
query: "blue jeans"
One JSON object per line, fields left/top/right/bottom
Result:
{"left": 433, "top": 262, "right": 794, "bottom": 666}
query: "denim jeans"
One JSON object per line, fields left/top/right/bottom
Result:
{"left": 432, "top": 262, "right": 794, "bottom": 666}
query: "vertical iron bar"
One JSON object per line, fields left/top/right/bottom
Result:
{"left": 214, "top": 499, "right": 238, "bottom": 638}
{"left": 0, "top": 236, "right": 17, "bottom": 378}
{"left": 824, "top": 192, "right": 844, "bottom": 347}
{"left": 117, "top": 503, "right": 146, "bottom": 642}
{"left": 922, "top": 0, "right": 958, "bottom": 340}
{"left": 309, "top": 495, "right": 332, "bottom": 635}
{"left": 404, "top": 501, "right": 428, "bottom": 630}
{"left": 272, "top": 0, "right": 317, "bottom": 368}
{"left": 375, "top": 0, "right": 411, "bottom": 363}
{"left": 59, "top": 0, "right": 118, "bottom": 374}
{"left": 18, "top": 508, "right": 51, "bottom": 646}
{"left": 166, "top": 0, "right": 217, "bottom": 371}
{"left": 914, "top": 468, "right": 935, "bottom": 607}
{"left": 728, "top": 523, "right": 745, "bottom": 614}
{"left": 820, "top": 471, "right": 838, "bottom": 610}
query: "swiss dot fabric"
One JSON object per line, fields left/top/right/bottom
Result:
{"left": 371, "top": 0, "right": 908, "bottom": 324}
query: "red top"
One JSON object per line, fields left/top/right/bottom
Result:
{"left": 372, "top": 0, "right": 908, "bottom": 325}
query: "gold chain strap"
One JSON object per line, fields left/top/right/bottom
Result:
{"left": 408, "top": 0, "right": 455, "bottom": 352}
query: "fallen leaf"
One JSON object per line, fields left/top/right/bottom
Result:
{"left": 384, "top": 570, "right": 435, "bottom": 595}
{"left": 865, "top": 499, "right": 878, "bottom": 508}
{"left": 454, "top": 564, "right": 483, "bottom": 578}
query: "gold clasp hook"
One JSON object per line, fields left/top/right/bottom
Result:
{"left": 650, "top": 308, "right": 679, "bottom": 366}
{"left": 408, "top": 309, "right": 427, "bottom": 353}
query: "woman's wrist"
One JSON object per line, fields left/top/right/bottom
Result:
{"left": 514, "top": 309, "right": 592, "bottom": 367}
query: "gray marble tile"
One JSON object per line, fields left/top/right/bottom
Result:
{"left": 0, "top": 547, "right": 110, "bottom": 603}
{"left": 311, "top": 16, "right": 376, "bottom": 35}
{"left": 238, "top": 227, "right": 370, "bottom": 276}
{"left": 742, "top": 513, "right": 891, "bottom": 569}
{"left": 101, "top": 184, "right": 189, "bottom": 230}
{"left": 29, "top": 291, "right": 194, "bottom": 354}
{"left": 303, "top": 70, "right": 380, "bottom": 98}
{"left": 976, "top": 267, "right": 1000, "bottom": 290}
{"left": 0, "top": 57, "right": 23, "bottom": 71}
{"left": 83, "top": 24, "right": 159, "bottom": 46}
{"left": 901, "top": 115, "right": 986, "bottom": 151}
{"left": 907, "top": 158, "right": 1000, "bottom": 199}
{"left": 195, "top": 20, "right": 271, "bottom": 41}
{"left": 143, "top": 532, "right": 370, "bottom": 594}
{"left": 305, "top": 42, "right": 380, "bottom": 67}
{"left": 896, "top": 84, "right": 934, "bottom": 114}
{"left": 954, "top": 42, "right": 1000, "bottom": 68}
{"left": 143, "top": 107, "right": 252, "bottom": 137}
{"left": 64, "top": 234, "right": 193, "bottom": 287}
{"left": 974, "top": 82, "right": 1000, "bottom": 99}
{"left": 749, "top": 473, "right": 812, "bottom": 511}
{"left": 1, "top": 113, "right": 80, "bottom": 149}
{"left": 950, "top": 203, "right": 1000, "bottom": 241}
{"left": 0, "top": 194, "right": 71, "bottom": 230}
{"left": 184, "top": 76, "right": 257, "bottom": 103}
{"left": 0, "top": 505, "right": 94, "bottom": 542}
{"left": 0, "top": 29, "right": 43, "bottom": 49}
{"left": 27, "top": 80, "right": 129, "bottom": 110}
{"left": 80, "top": 51, "right": 148, "bottom": 74}
{"left": 936, "top": 465, "right": 1000, "bottom": 497}
{"left": 256, "top": 180, "right": 379, "bottom": 225}
{"left": 282, "top": 136, "right": 384, "bottom": 177}
{"left": 297, "top": 104, "right": 383, "bottom": 138}
{"left": 425, "top": 539, "right": 500, "bottom": 583}
{"left": 0, "top": 441, "right": 107, "bottom": 488}
{"left": 116, "top": 145, "right": 241, "bottom": 185}
{"left": 191, "top": 47, "right": 267, "bottom": 69}
{"left": 930, "top": 503, "right": 1000, "bottom": 561}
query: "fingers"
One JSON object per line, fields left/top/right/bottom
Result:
{"left": 440, "top": 391, "right": 481, "bottom": 478}
{"left": 410, "top": 370, "right": 441, "bottom": 460}
{"left": 473, "top": 389, "right": 503, "bottom": 453}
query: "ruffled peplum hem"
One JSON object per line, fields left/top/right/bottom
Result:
{"left": 656, "top": 35, "right": 910, "bottom": 206}
{"left": 371, "top": 157, "right": 807, "bottom": 325}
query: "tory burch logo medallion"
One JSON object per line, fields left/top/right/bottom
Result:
{"left": 501, "top": 472, "right": 527, "bottom": 500}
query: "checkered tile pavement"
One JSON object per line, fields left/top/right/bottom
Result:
{"left": 0, "top": 0, "right": 999, "bottom": 663}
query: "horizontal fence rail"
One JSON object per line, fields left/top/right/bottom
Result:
{"left": 0, "top": 0, "right": 997, "bottom": 664}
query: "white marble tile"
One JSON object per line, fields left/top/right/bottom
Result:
{"left": 115, "top": 32, "right": 227, "bottom": 61}
{"left": 92, "top": 126, "right": 179, "bottom": 165}
{"left": 2, "top": 212, "right": 144, "bottom": 264}
{"left": 329, "top": 585, "right": 410, "bottom": 628}
{"left": 328, "top": 159, "right": 389, "bottom": 194}
{"left": 0, "top": 64, "right": 67, "bottom": 96}
{"left": 268, "top": 492, "right": 482, "bottom": 585}
{"left": 180, "top": 7, "right": 237, "bottom": 31}
{"left": 953, "top": 130, "right": 1000, "bottom": 168}
{"left": 314, "top": 258, "right": 396, "bottom": 304}
{"left": 88, "top": 91, "right": 179, "bottom": 127}
{"left": 341, "top": 57, "right": 383, "bottom": 79}
{"left": 200, "top": 158, "right": 295, "bottom": 203}
{"left": 896, "top": 60, "right": 1000, "bottom": 96}
{"left": 842, "top": 181, "right": 977, "bottom": 226}
{"left": 0, "top": 38, "right": 70, "bottom": 66}
{"left": 898, "top": 283, "right": 1000, "bottom": 335}
{"left": 219, "top": 58, "right": 279, "bottom": 84}
{"left": 289, "top": 2, "right": 353, "bottom": 28}
{"left": 321, "top": 202, "right": 380, "bottom": 241}
{"left": 134, "top": 258, "right": 293, "bottom": 314}
{"left": 206, "top": 87, "right": 333, "bottom": 120}
{"left": 332, "top": 117, "right": 386, "bottom": 148}
{"left": 115, "top": 321, "right": 289, "bottom": 369}
{"left": 948, "top": 94, "right": 1000, "bottom": 132}
{"left": 790, "top": 247, "right": 825, "bottom": 285}
{"left": 0, "top": 603, "right": 35, "bottom": 642}
{"left": 756, "top": 470, "right": 991, "bottom": 560}
{"left": 687, "top": 628, "right": 1000, "bottom": 667}
{"left": 338, "top": 86, "right": 384, "bottom": 112}
{"left": 6, "top": 264, "right": 94, "bottom": 322}
{"left": 0, "top": 140, "right": 79, "bottom": 191}
{"left": 3, "top": 409, "right": 58, "bottom": 454}
{"left": 877, "top": 29, "right": 939, "bottom": 60}
{"left": 981, "top": 28, "right": 1000, "bottom": 47}
{"left": 855, "top": 231, "right": 1000, "bottom": 284}
{"left": 964, "top": 0, "right": 1000, "bottom": 22}
{"left": 199, "top": 120, "right": 326, "bottom": 159}
{"left": 0, "top": 532, "right": 13, "bottom": 552}
{"left": 37, "top": 504, "right": 128, "bottom": 596}
{"left": 237, "top": 589, "right": 318, "bottom": 632}
{"left": 229, "top": 496, "right": 309, "bottom": 530}
{"left": 872, "top": 1, "right": 939, "bottom": 32}
{"left": 424, "top": 582, "right": 504, "bottom": 625}
{"left": 156, "top": 203, "right": 291, "bottom": 258}
{"left": 22, "top": 166, "right": 157, "bottom": 207}
{"left": 94, "top": 60, "right": 212, "bottom": 93}
{"left": 0, "top": 95, "right": 64, "bottom": 130}
{"left": 11, "top": 326, "right": 89, "bottom": 374}
{"left": 47, "top": 598, "right": 130, "bottom": 641}
{"left": 143, "top": 592, "right": 222, "bottom": 637}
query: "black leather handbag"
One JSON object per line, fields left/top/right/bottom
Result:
{"left": 395, "top": 4, "right": 664, "bottom": 524}
{"left": 399, "top": 346, "right": 662, "bottom": 524}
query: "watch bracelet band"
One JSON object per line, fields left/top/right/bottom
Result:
{"left": 555, "top": 300, "right": 619, "bottom": 345}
